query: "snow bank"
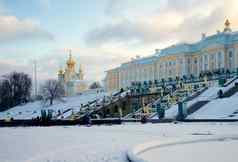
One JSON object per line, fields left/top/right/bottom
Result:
{"left": 0, "top": 90, "right": 107, "bottom": 119}
{"left": 188, "top": 93, "right": 238, "bottom": 119}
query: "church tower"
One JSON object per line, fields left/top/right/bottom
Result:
{"left": 58, "top": 67, "right": 64, "bottom": 83}
{"left": 78, "top": 64, "right": 84, "bottom": 80}
{"left": 66, "top": 50, "right": 76, "bottom": 73}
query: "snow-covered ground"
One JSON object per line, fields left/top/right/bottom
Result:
{"left": 135, "top": 136, "right": 238, "bottom": 162}
{"left": 188, "top": 92, "right": 238, "bottom": 119}
{"left": 0, "top": 89, "right": 107, "bottom": 120}
{"left": 1, "top": 123, "right": 238, "bottom": 162}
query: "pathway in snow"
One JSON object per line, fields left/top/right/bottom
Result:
{"left": 1, "top": 123, "right": 238, "bottom": 162}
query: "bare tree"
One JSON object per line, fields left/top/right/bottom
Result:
{"left": 40, "top": 79, "right": 65, "bottom": 106}
{"left": 0, "top": 72, "right": 32, "bottom": 111}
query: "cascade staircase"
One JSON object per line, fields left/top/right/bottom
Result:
{"left": 67, "top": 90, "right": 129, "bottom": 120}
{"left": 222, "top": 84, "right": 238, "bottom": 98}
{"left": 186, "top": 100, "right": 210, "bottom": 115}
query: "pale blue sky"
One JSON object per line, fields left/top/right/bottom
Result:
{"left": 0, "top": 0, "right": 237, "bottom": 82}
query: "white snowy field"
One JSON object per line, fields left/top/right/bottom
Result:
{"left": 1, "top": 123, "right": 238, "bottom": 162}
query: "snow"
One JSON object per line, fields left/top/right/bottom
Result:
{"left": 1, "top": 123, "right": 238, "bottom": 162}
{"left": 188, "top": 93, "right": 238, "bottom": 119}
{"left": 136, "top": 136, "right": 238, "bottom": 162}
{"left": 0, "top": 89, "right": 108, "bottom": 120}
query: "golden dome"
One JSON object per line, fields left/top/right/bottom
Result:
{"left": 67, "top": 53, "right": 76, "bottom": 66}
{"left": 58, "top": 69, "right": 64, "bottom": 75}
{"left": 224, "top": 19, "right": 232, "bottom": 32}
{"left": 225, "top": 19, "right": 230, "bottom": 27}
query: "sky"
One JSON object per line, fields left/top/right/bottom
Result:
{"left": 0, "top": 0, "right": 238, "bottom": 83}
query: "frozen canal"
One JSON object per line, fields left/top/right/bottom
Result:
{"left": 1, "top": 123, "right": 238, "bottom": 162}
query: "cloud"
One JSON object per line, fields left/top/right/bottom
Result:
{"left": 174, "top": 7, "right": 226, "bottom": 42}
{"left": 0, "top": 59, "right": 32, "bottom": 77}
{"left": 0, "top": 46, "right": 130, "bottom": 83}
{"left": 85, "top": 19, "right": 175, "bottom": 46}
{"left": 85, "top": 0, "right": 238, "bottom": 47}
{"left": 0, "top": 15, "right": 53, "bottom": 43}
{"left": 104, "top": 0, "right": 127, "bottom": 17}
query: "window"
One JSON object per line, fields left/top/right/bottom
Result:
{"left": 194, "top": 59, "right": 197, "bottom": 64}
{"left": 210, "top": 54, "right": 215, "bottom": 70}
{"left": 228, "top": 51, "right": 233, "bottom": 69}
{"left": 218, "top": 52, "right": 222, "bottom": 69}
{"left": 188, "top": 58, "right": 190, "bottom": 64}
{"left": 204, "top": 55, "right": 208, "bottom": 70}
{"left": 229, "top": 51, "right": 233, "bottom": 58}
{"left": 211, "top": 54, "right": 214, "bottom": 60}
{"left": 199, "top": 57, "right": 203, "bottom": 70}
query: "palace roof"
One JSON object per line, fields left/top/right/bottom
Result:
{"left": 159, "top": 31, "right": 238, "bottom": 57}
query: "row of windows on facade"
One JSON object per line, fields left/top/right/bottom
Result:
{"left": 121, "top": 51, "right": 234, "bottom": 74}
{"left": 161, "top": 51, "right": 233, "bottom": 67}
{"left": 118, "top": 51, "right": 237, "bottom": 81}
{"left": 119, "top": 51, "right": 234, "bottom": 73}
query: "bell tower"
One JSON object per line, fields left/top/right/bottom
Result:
{"left": 78, "top": 64, "right": 84, "bottom": 80}
{"left": 66, "top": 49, "right": 76, "bottom": 72}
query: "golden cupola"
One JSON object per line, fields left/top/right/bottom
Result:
{"left": 58, "top": 68, "right": 64, "bottom": 75}
{"left": 66, "top": 52, "right": 76, "bottom": 71}
{"left": 224, "top": 19, "right": 232, "bottom": 33}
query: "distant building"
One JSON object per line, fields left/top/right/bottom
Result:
{"left": 58, "top": 51, "right": 88, "bottom": 96}
{"left": 105, "top": 20, "right": 238, "bottom": 92}
{"left": 105, "top": 68, "right": 120, "bottom": 92}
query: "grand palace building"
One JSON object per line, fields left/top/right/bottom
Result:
{"left": 105, "top": 20, "right": 238, "bottom": 92}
